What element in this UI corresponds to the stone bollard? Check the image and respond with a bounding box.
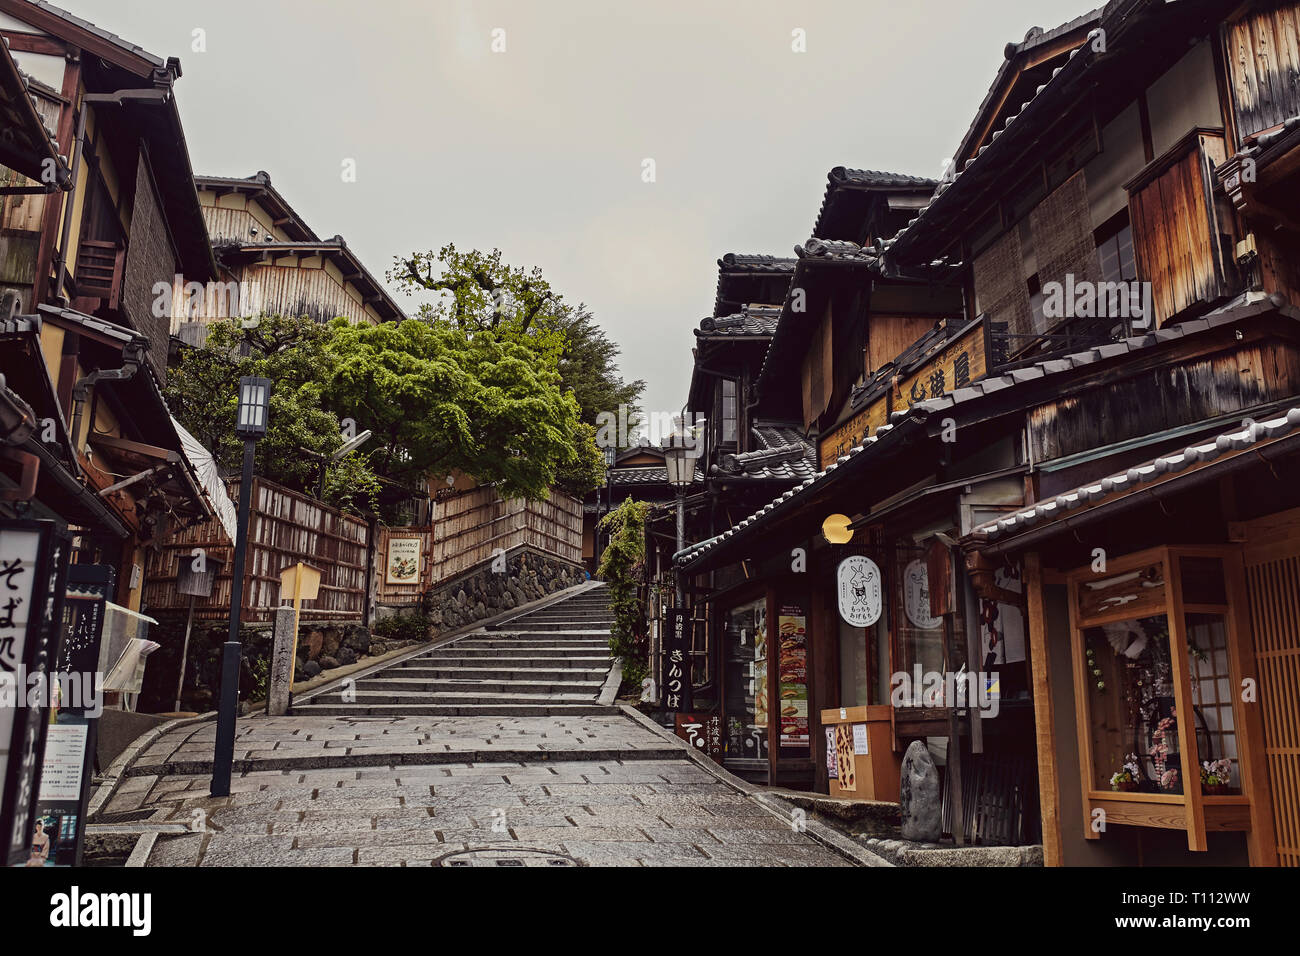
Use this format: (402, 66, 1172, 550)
(899, 740, 942, 842)
(267, 606, 297, 717)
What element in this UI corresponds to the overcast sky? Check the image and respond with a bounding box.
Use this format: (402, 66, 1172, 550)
(81, 0, 1091, 421)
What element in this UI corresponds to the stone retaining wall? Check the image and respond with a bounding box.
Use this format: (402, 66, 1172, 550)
(423, 546, 586, 632)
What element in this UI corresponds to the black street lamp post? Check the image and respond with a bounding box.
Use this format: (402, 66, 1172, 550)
(662, 433, 698, 605)
(211, 376, 271, 797)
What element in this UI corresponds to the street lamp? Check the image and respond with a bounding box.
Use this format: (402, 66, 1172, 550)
(211, 376, 271, 797)
(662, 432, 698, 604)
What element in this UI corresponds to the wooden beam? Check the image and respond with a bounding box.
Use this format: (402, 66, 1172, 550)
(1025, 552, 1064, 866)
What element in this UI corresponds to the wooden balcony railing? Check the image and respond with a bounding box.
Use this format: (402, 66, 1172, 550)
(74, 239, 124, 310)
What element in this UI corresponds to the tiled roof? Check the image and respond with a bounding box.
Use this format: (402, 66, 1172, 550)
(811, 167, 938, 241)
(713, 423, 817, 482)
(949, 10, 1104, 177)
(696, 307, 780, 338)
(606, 466, 703, 487)
(27, 1, 167, 69)
(884, 2, 1147, 262)
(0, 39, 70, 187)
(968, 406, 1300, 545)
(713, 253, 796, 317)
(677, 294, 1296, 569)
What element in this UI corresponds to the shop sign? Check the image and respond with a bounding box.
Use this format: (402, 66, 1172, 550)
(32, 565, 113, 867)
(817, 319, 988, 469)
(662, 608, 693, 713)
(903, 559, 943, 630)
(836, 555, 882, 627)
(0, 519, 71, 867)
(675, 713, 723, 761)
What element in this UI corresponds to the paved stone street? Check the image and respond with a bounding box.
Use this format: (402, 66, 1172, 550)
(95, 587, 857, 867)
(110, 714, 852, 867)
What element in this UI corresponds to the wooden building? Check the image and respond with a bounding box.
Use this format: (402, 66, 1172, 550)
(168, 171, 405, 339)
(0, 0, 217, 612)
(672, 0, 1300, 863)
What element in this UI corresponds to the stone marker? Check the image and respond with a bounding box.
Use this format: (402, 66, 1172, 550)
(899, 740, 941, 842)
(267, 606, 297, 717)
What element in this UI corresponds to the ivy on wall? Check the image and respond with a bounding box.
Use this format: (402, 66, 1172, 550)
(598, 498, 651, 690)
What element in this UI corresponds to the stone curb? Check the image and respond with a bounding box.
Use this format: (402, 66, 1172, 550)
(86, 712, 216, 823)
(294, 580, 606, 706)
(597, 658, 623, 706)
(615, 704, 892, 868)
(124, 832, 158, 868)
(126, 745, 688, 778)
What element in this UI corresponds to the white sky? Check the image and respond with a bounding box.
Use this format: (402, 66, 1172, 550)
(77, 0, 1093, 420)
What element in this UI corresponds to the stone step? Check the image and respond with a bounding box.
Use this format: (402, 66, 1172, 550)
(395, 654, 612, 669)
(290, 702, 621, 717)
(354, 676, 607, 694)
(418, 645, 608, 659)
(451, 636, 609, 648)
(487, 620, 613, 632)
(385, 665, 611, 681)
(313, 689, 607, 705)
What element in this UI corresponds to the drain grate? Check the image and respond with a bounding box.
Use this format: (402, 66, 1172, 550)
(435, 847, 581, 868)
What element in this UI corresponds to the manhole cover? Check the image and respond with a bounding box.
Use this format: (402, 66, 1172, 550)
(435, 847, 581, 868)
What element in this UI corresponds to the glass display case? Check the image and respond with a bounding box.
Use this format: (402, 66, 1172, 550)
(723, 596, 768, 766)
(1068, 546, 1260, 851)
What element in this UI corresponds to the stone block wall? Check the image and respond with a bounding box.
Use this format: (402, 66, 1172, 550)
(422, 546, 586, 632)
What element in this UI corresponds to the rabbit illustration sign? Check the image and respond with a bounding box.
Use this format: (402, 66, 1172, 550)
(836, 555, 882, 628)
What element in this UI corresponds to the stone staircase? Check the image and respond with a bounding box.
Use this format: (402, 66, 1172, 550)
(292, 584, 619, 717)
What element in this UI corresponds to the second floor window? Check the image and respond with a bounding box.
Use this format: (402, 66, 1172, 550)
(1097, 220, 1137, 284)
(720, 378, 738, 444)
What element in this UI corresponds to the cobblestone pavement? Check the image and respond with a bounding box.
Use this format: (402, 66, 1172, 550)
(113, 715, 853, 867)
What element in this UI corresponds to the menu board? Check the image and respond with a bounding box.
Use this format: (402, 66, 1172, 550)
(777, 605, 808, 750)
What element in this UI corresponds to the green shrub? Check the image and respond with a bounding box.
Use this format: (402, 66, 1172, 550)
(373, 613, 431, 643)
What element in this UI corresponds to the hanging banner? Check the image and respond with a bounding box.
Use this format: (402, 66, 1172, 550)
(836, 555, 882, 627)
(0, 519, 71, 868)
(661, 608, 693, 713)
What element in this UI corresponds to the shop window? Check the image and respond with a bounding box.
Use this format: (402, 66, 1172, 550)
(838, 616, 869, 708)
(1068, 547, 1262, 852)
(892, 544, 966, 705)
(1187, 613, 1237, 792)
(1081, 612, 1182, 794)
(723, 597, 768, 762)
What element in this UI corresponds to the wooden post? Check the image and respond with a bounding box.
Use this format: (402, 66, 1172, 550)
(1165, 551, 1207, 851)
(288, 561, 304, 688)
(1024, 552, 1064, 867)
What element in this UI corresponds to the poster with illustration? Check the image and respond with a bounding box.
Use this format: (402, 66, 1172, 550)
(777, 605, 808, 749)
(386, 537, 421, 585)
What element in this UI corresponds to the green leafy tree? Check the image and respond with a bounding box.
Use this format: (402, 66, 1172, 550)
(323, 318, 599, 499)
(598, 497, 651, 690)
(165, 315, 379, 511)
(391, 245, 644, 431)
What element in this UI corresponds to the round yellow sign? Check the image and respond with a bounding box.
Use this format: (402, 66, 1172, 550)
(822, 513, 854, 544)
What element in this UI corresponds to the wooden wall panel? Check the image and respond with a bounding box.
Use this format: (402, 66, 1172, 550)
(1128, 134, 1227, 326)
(1225, 4, 1300, 141)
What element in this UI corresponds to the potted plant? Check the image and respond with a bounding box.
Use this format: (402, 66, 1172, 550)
(1110, 753, 1141, 792)
(1201, 758, 1232, 795)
